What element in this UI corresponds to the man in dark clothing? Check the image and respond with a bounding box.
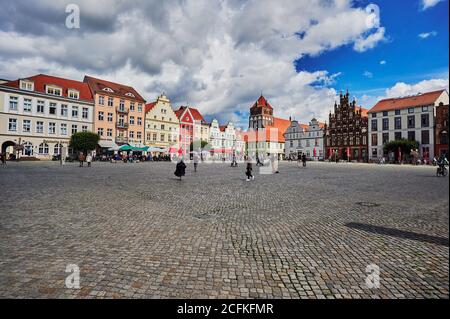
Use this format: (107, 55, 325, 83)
(174, 159, 187, 180)
(302, 154, 307, 167)
(246, 161, 254, 182)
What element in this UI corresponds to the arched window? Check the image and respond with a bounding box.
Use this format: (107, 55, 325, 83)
(22, 142, 33, 156)
(38, 143, 49, 155)
(440, 131, 448, 145)
(54, 143, 62, 155)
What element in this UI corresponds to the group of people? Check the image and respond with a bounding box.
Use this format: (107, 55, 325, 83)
(174, 153, 304, 182)
(78, 152, 93, 167)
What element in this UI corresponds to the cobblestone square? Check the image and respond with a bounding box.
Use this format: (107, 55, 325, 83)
(0, 161, 448, 299)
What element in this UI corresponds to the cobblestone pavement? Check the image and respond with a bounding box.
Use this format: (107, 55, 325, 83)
(0, 161, 448, 299)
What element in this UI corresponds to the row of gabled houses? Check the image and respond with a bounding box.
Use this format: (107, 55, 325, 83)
(1, 73, 448, 162)
(246, 90, 449, 162)
(0, 74, 246, 160)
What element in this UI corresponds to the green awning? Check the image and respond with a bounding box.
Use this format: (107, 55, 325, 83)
(119, 145, 149, 152)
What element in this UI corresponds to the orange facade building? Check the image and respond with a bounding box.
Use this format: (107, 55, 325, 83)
(84, 76, 146, 147)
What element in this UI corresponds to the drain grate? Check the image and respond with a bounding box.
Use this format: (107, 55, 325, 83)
(356, 202, 381, 207)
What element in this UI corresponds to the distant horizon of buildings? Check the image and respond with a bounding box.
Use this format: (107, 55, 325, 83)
(0, 72, 448, 162)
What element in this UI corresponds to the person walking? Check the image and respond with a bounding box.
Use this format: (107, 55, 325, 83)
(86, 153, 93, 167)
(302, 154, 307, 167)
(231, 154, 238, 167)
(1, 153, 6, 165)
(79, 152, 85, 167)
(246, 158, 254, 182)
(193, 153, 199, 172)
(174, 158, 187, 180)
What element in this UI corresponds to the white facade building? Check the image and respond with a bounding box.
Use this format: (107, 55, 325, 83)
(368, 90, 449, 161)
(284, 118, 325, 160)
(209, 119, 245, 159)
(0, 75, 94, 160)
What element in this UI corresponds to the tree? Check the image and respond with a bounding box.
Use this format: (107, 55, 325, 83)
(70, 132, 100, 155)
(190, 140, 209, 152)
(383, 139, 419, 155)
(383, 139, 419, 162)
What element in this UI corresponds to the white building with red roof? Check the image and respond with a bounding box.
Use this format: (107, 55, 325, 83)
(0, 74, 95, 160)
(368, 89, 449, 162)
(144, 94, 180, 152)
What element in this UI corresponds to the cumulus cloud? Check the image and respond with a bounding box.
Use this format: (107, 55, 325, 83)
(385, 78, 449, 97)
(0, 0, 387, 128)
(418, 31, 438, 39)
(421, 0, 445, 10)
(358, 78, 449, 109)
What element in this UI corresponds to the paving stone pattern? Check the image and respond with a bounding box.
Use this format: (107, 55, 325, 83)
(0, 161, 448, 299)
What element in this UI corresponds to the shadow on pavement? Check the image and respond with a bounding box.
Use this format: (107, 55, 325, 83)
(345, 222, 449, 247)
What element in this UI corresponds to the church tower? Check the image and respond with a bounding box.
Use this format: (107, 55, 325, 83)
(248, 95, 274, 129)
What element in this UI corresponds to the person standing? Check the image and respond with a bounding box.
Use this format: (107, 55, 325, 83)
(174, 158, 187, 180)
(1, 153, 6, 165)
(86, 153, 93, 167)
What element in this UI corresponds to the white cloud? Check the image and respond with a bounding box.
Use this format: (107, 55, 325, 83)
(0, 0, 387, 127)
(380, 60, 386, 65)
(418, 31, 438, 39)
(363, 71, 373, 78)
(385, 78, 449, 98)
(421, 0, 444, 10)
(358, 78, 449, 109)
(353, 27, 386, 52)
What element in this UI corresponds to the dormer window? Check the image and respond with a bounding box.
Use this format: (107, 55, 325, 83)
(46, 86, 62, 96)
(20, 80, 34, 91)
(102, 87, 114, 93)
(68, 89, 79, 99)
(125, 93, 135, 97)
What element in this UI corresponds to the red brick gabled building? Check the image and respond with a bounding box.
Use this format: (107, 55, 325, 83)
(324, 91, 369, 162)
(435, 103, 449, 158)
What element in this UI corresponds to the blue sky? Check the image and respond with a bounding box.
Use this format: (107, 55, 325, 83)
(296, 0, 449, 107)
(0, 0, 448, 127)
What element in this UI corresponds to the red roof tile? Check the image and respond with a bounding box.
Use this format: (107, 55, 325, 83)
(176, 106, 205, 122)
(251, 95, 273, 110)
(84, 75, 146, 102)
(189, 107, 205, 122)
(369, 90, 447, 113)
(174, 106, 186, 119)
(145, 102, 157, 114)
(244, 117, 291, 143)
(2, 74, 94, 102)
